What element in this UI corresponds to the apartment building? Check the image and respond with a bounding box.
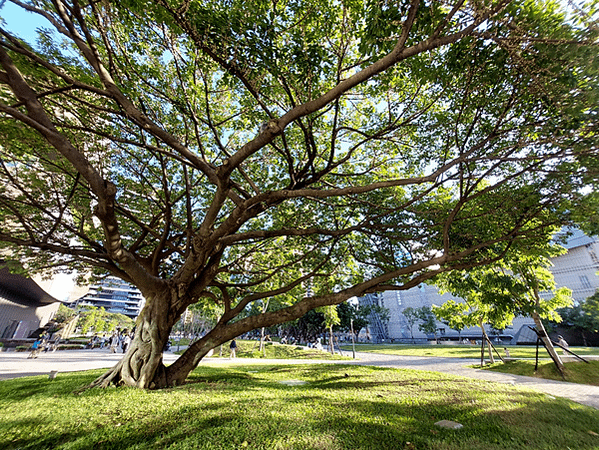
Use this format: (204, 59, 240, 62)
(69, 276, 145, 319)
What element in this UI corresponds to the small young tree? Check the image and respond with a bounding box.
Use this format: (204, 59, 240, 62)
(434, 241, 573, 369)
(75, 306, 135, 336)
(320, 305, 340, 354)
(336, 300, 389, 342)
(417, 306, 438, 340)
(433, 301, 468, 342)
(581, 292, 599, 334)
(402, 307, 420, 343)
(54, 303, 76, 324)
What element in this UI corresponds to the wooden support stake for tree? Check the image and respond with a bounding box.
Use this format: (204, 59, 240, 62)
(528, 326, 565, 379)
(488, 338, 505, 363)
(535, 337, 540, 372)
(552, 341, 589, 363)
(480, 334, 485, 367)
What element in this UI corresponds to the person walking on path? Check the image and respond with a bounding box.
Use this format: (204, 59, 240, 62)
(109, 332, 119, 353)
(229, 339, 237, 359)
(122, 332, 131, 353)
(557, 335, 569, 354)
(27, 339, 42, 359)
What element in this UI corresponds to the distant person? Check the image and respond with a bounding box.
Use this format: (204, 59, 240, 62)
(28, 339, 42, 359)
(504, 348, 510, 358)
(122, 333, 132, 353)
(109, 333, 119, 353)
(315, 338, 323, 351)
(556, 335, 569, 354)
(229, 339, 237, 359)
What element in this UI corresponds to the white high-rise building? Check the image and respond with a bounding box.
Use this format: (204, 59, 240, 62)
(69, 276, 145, 319)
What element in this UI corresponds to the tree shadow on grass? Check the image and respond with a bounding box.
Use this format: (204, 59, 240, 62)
(0, 370, 103, 402)
(1, 365, 598, 449)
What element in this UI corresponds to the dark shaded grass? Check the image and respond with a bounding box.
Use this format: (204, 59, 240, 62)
(1, 365, 598, 449)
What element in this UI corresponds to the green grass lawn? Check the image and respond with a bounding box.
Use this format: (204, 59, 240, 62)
(1, 364, 598, 450)
(341, 343, 599, 359)
(183, 340, 348, 360)
(481, 360, 599, 385)
(341, 343, 599, 385)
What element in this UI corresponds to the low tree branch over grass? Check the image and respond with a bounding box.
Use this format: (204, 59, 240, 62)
(0, 0, 598, 388)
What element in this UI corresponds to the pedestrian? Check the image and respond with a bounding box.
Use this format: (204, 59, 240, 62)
(110, 332, 119, 353)
(557, 335, 569, 354)
(28, 339, 42, 359)
(229, 339, 237, 359)
(122, 333, 131, 353)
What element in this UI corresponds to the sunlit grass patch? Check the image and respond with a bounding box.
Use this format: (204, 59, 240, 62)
(1, 364, 598, 449)
(481, 359, 599, 385)
(342, 344, 599, 360)
(207, 340, 349, 360)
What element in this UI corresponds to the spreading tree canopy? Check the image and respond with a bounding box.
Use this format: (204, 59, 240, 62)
(0, 0, 598, 388)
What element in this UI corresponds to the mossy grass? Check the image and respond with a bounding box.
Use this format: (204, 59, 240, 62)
(1, 364, 598, 449)
(342, 344, 599, 359)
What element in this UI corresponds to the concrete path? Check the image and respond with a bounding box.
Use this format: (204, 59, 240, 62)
(1, 348, 597, 410)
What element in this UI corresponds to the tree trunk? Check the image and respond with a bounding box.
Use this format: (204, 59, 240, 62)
(328, 325, 335, 354)
(86, 290, 175, 390)
(85, 286, 357, 390)
(532, 311, 565, 374)
(259, 327, 266, 352)
(478, 318, 494, 364)
(258, 299, 270, 352)
(529, 280, 565, 375)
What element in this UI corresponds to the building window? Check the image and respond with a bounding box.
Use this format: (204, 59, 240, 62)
(580, 275, 592, 289)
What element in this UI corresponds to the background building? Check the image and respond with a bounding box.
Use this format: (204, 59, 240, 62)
(359, 230, 599, 344)
(68, 276, 145, 319)
(0, 264, 61, 339)
(549, 228, 599, 305)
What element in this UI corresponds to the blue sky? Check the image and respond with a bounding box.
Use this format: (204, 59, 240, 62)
(0, 2, 75, 299)
(0, 1, 51, 44)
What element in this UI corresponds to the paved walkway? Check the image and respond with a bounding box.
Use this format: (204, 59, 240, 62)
(1, 348, 597, 410)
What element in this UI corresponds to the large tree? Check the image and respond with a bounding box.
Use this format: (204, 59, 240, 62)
(0, 0, 597, 388)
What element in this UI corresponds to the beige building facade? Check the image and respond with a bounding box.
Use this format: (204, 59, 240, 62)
(360, 229, 599, 344)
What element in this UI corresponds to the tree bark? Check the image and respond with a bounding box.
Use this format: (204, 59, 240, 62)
(478, 318, 495, 364)
(258, 299, 270, 352)
(531, 311, 565, 375)
(86, 289, 176, 389)
(530, 281, 565, 375)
